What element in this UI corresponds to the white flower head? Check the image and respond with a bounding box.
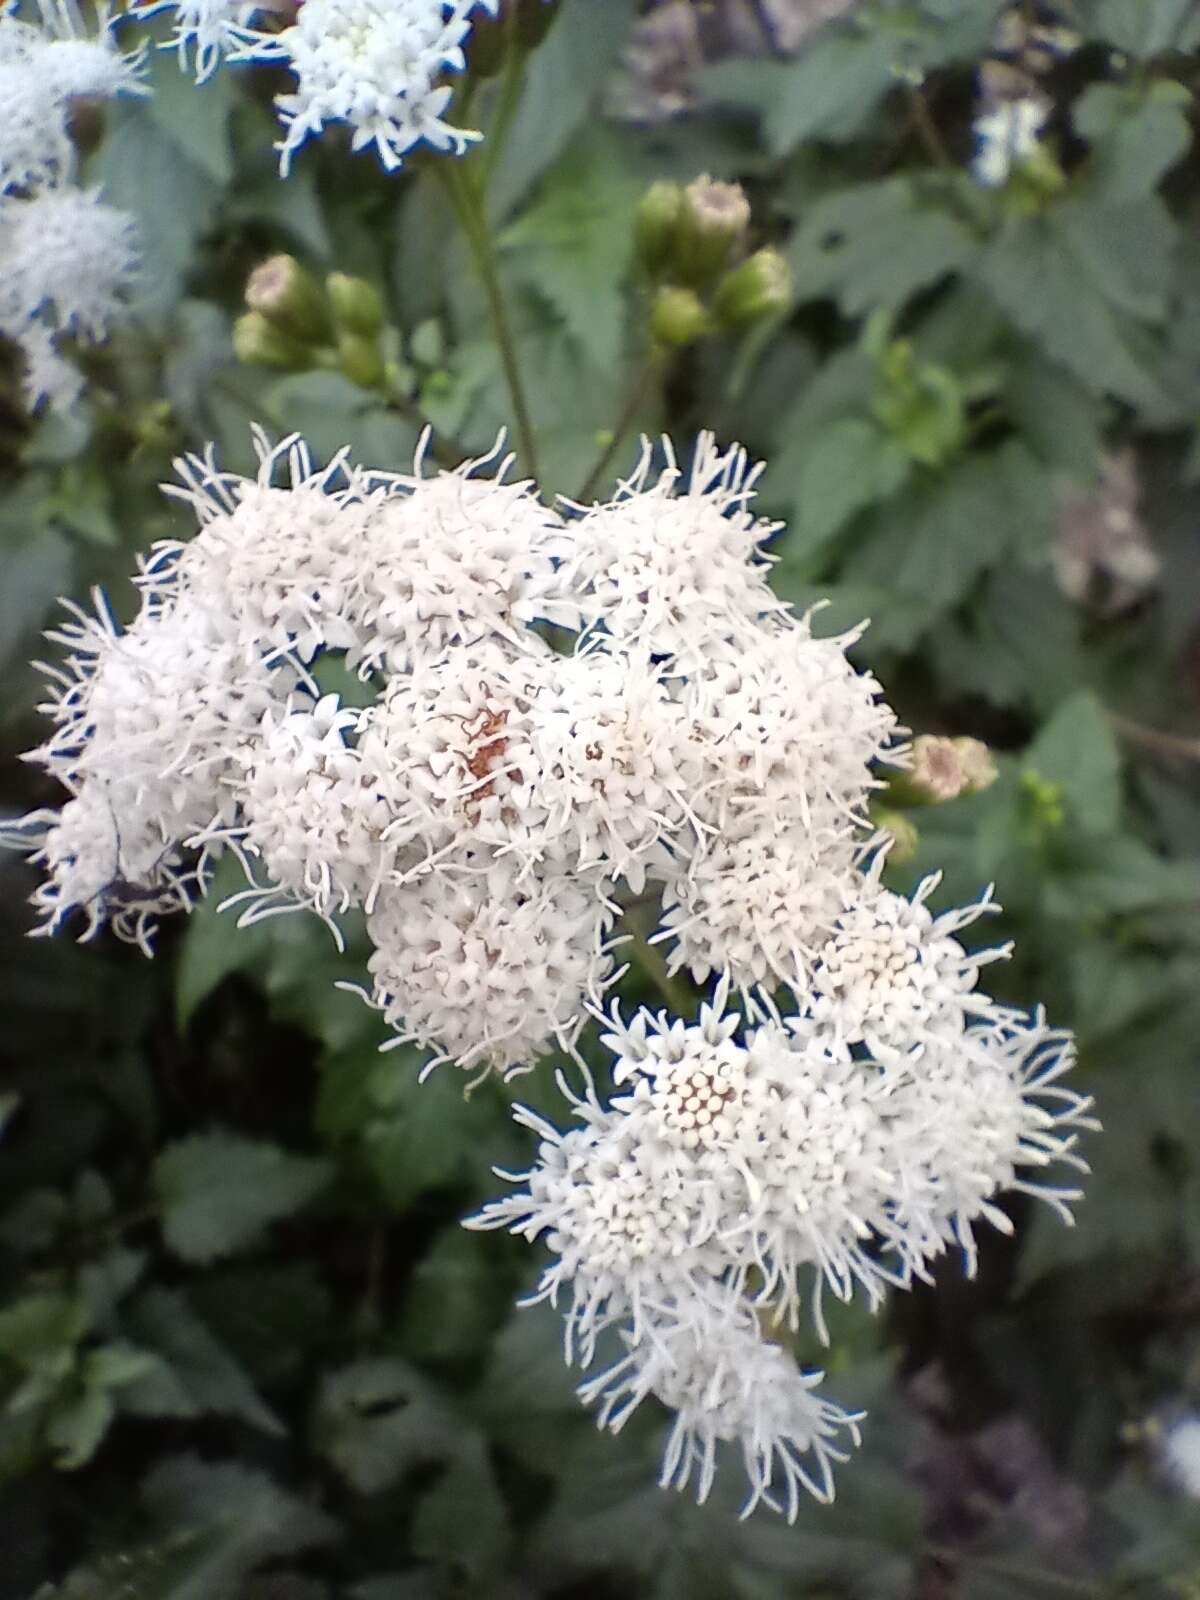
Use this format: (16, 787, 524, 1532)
(0, 186, 139, 341)
(156, 428, 381, 662)
(20, 782, 201, 954)
(653, 826, 861, 993)
(222, 691, 404, 926)
(15, 588, 294, 946)
(361, 848, 617, 1080)
(807, 863, 1011, 1056)
(248, 0, 486, 176)
(578, 1292, 864, 1520)
(357, 433, 578, 674)
(0, 1, 145, 194)
(560, 432, 790, 674)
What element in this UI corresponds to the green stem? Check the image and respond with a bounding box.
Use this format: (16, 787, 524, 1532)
(575, 352, 665, 504)
(622, 899, 694, 1016)
(482, 5, 528, 191)
(438, 162, 540, 480)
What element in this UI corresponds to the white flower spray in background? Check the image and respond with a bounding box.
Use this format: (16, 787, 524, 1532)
(2, 424, 1097, 1519)
(0, 0, 144, 414)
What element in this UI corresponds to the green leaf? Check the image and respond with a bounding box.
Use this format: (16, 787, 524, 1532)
(153, 1131, 333, 1265)
(1025, 691, 1122, 836)
(45, 1383, 115, 1470)
(141, 1455, 340, 1598)
(0, 1294, 90, 1375)
(398, 1227, 512, 1365)
(121, 1288, 284, 1435)
(89, 105, 222, 321)
(1094, 0, 1200, 56)
(144, 42, 236, 184)
(487, 0, 638, 221)
(973, 211, 1169, 411)
(1074, 82, 1193, 204)
(262, 372, 419, 473)
(704, 31, 899, 156)
(500, 129, 640, 372)
(319, 1041, 497, 1212)
(838, 440, 1053, 649)
(775, 416, 911, 568)
(410, 1437, 513, 1581)
(787, 179, 977, 314)
(314, 1359, 457, 1495)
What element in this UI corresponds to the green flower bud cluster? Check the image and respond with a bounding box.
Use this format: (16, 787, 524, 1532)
(233, 256, 392, 394)
(635, 176, 791, 349)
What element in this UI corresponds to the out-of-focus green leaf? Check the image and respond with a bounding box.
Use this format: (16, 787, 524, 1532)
(1025, 691, 1122, 836)
(314, 1359, 457, 1496)
(703, 30, 898, 156)
(487, 0, 638, 221)
(1074, 81, 1194, 204)
(787, 179, 978, 313)
(1094, 0, 1200, 56)
(973, 207, 1171, 411)
(500, 129, 639, 372)
(152, 1131, 333, 1264)
(773, 415, 911, 570)
(140, 1455, 340, 1598)
(121, 1287, 284, 1435)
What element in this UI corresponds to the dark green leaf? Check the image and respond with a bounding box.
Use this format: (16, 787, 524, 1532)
(153, 1131, 333, 1264)
(1025, 691, 1122, 836)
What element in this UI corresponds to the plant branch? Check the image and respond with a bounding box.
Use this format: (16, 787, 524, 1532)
(575, 352, 665, 504)
(1108, 710, 1200, 763)
(438, 161, 540, 480)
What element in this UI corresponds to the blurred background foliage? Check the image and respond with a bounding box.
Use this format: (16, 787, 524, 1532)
(2, 0, 1200, 1595)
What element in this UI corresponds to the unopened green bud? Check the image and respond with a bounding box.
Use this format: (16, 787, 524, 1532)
(873, 807, 919, 865)
(233, 311, 311, 371)
(675, 174, 751, 287)
(327, 272, 386, 338)
(712, 247, 792, 329)
(244, 254, 331, 343)
(650, 284, 710, 349)
(636, 181, 684, 277)
(337, 331, 385, 390)
(953, 737, 997, 796)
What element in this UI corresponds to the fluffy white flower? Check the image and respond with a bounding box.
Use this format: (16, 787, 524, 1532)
(20, 786, 199, 953)
(361, 847, 616, 1079)
(560, 432, 791, 674)
(880, 1010, 1096, 1275)
(0, 186, 138, 341)
(684, 619, 901, 839)
(12, 316, 83, 414)
(806, 862, 1011, 1056)
(973, 96, 1048, 187)
(155, 429, 381, 661)
(133, 0, 266, 82)
(0, 2, 145, 193)
(653, 827, 861, 992)
(16, 589, 292, 946)
(222, 691, 404, 925)
(578, 1293, 864, 1519)
(357, 436, 578, 674)
(245, 0, 485, 176)
(376, 637, 701, 888)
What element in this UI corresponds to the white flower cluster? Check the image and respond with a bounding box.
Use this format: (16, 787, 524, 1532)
(6, 424, 1094, 1517)
(0, 0, 143, 413)
(972, 95, 1048, 187)
(137, 0, 501, 175)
